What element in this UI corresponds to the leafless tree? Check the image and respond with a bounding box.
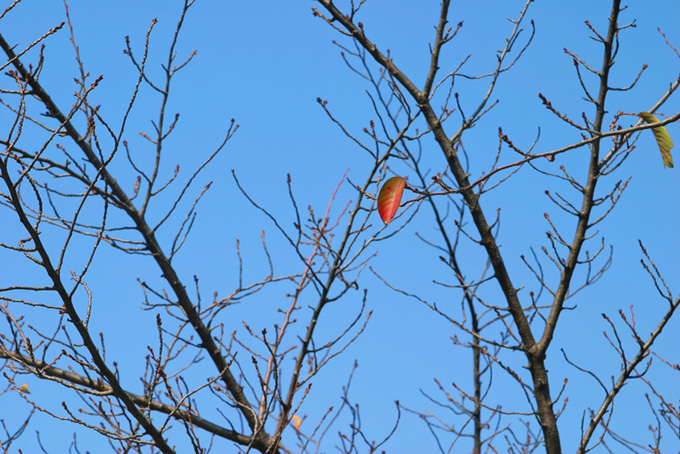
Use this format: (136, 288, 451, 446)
(1, 1, 679, 453)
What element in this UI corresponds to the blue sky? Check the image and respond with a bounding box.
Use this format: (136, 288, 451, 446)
(1, 1, 679, 453)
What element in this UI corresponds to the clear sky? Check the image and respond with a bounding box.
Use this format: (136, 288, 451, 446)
(1, 1, 679, 453)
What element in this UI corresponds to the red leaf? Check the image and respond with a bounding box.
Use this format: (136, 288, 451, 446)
(377, 176, 407, 224)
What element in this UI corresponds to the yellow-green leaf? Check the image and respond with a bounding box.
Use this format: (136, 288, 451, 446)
(639, 112, 674, 168)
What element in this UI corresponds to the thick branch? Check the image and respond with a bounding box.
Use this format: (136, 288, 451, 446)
(0, 126, 175, 453)
(314, 2, 573, 452)
(535, 0, 622, 358)
(0, 31, 274, 452)
(0, 349, 255, 446)
(577, 295, 680, 453)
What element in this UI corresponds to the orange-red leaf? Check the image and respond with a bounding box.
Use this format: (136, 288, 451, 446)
(377, 176, 407, 224)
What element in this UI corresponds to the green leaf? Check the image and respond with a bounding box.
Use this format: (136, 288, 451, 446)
(377, 176, 407, 225)
(639, 112, 674, 168)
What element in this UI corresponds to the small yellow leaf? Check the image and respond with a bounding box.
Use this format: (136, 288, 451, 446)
(292, 415, 302, 431)
(19, 383, 30, 394)
(639, 112, 674, 168)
